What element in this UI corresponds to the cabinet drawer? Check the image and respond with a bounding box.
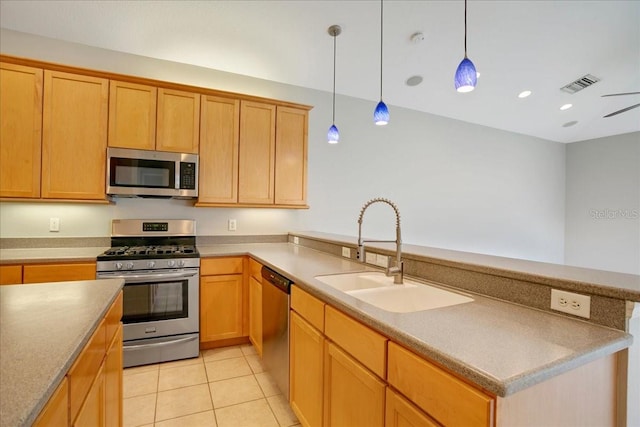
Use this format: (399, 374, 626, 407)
(324, 305, 387, 378)
(385, 387, 439, 427)
(0, 265, 22, 285)
(68, 318, 107, 422)
(291, 286, 325, 332)
(387, 342, 495, 427)
(23, 262, 96, 284)
(33, 377, 69, 427)
(201, 257, 243, 275)
(249, 258, 262, 280)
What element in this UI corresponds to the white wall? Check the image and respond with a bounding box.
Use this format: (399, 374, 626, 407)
(0, 29, 566, 264)
(565, 132, 640, 274)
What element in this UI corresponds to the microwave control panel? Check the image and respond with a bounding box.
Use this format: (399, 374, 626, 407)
(180, 163, 197, 189)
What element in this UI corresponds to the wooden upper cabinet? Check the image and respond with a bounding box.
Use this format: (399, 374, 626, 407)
(0, 62, 43, 198)
(156, 88, 200, 154)
(42, 70, 108, 200)
(238, 101, 276, 204)
(275, 106, 308, 206)
(199, 96, 240, 204)
(108, 80, 157, 150)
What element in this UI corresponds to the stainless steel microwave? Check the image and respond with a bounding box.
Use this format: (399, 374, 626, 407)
(106, 147, 198, 198)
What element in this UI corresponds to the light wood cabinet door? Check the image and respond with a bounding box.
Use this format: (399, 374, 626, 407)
(238, 101, 276, 204)
(275, 106, 308, 206)
(385, 388, 439, 427)
(42, 70, 108, 200)
(108, 80, 156, 150)
(73, 363, 105, 427)
(249, 275, 262, 356)
(200, 274, 244, 342)
(23, 262, 97, 284)
(290, 311, 324, 427)
(387, 342, 494, 427)
(156, 88, 200, 154)
(324, 341, 385, 427)
(0, 265, 22, 285)
(104, 324, 123, 427)
(33, 377, 69, 427)
(199, 95, 240, 203)
(0, 62, 43, 198)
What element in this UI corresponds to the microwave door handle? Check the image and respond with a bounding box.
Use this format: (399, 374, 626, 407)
(102, 271, 198, 283)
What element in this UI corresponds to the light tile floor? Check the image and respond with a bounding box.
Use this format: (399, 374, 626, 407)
(123, 344, 300, 427)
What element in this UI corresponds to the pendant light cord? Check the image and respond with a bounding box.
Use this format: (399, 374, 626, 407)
(332, 32, 336, 123)
(464, 0, 468, 58)
(379, 0, 384, 99)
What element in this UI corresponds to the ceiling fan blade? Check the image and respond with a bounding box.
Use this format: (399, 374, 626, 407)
(603, 103, 640, 118)
(601, 92, 640, 97)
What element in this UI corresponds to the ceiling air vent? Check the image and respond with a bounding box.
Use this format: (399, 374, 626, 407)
(560, 74, 601, 94)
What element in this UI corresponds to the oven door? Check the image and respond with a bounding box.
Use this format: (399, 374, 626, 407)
(105, 268, 199, 342)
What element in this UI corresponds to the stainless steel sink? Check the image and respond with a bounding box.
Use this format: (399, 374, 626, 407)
(314, 272, 473, 313)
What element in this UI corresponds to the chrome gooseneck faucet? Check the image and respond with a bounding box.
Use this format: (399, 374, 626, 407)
(357, 198, 403, 284)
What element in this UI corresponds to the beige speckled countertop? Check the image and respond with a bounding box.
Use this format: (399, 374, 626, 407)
(0, 239, 633, 400)
(198, 243, 632, 397)
(0, 247, 108, 264)
(0, 279, 124, 427)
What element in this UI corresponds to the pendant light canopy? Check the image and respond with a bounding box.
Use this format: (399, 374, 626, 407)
(328, 25, 341, 144)
(454, 0, 477, 93)
(374, 0, 389, 125)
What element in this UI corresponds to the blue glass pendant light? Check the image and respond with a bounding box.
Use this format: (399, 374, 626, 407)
(454, 0, 477, 93)
(374, 0, 389, 125)
(327, 25, 341, 144)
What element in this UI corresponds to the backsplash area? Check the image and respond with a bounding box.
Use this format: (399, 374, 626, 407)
(289, 233, 632, 331)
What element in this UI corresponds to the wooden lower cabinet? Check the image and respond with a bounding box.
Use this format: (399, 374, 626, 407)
(23, 262, 96, 284)
(324, 341, 386, 427)
(73, 363, 106, 427)
(249, 275, 263, 355)
(200, 274, 244, 343)
(104, 324, 123, 427)
(290, 311, 324, 427)
(33, 377, 69, 427)
(35, 291, 122, 427)
(0, 264, 22, 284)
(388, 342, 494, 427)
(385, 388, 439, 427)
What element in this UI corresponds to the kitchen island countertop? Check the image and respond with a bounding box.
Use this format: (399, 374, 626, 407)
(198, 242, 632, 397)
(0, 279, 124, 427)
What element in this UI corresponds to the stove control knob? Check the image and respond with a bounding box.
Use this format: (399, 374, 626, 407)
(167, 260, 176, 268)
(147, 261, 156, 269)
(126, 262, 135, 270)
(177, 259, 185, 268)
(115, 262, 123, 270)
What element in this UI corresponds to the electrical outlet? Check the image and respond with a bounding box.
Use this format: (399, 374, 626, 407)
(228, 219, 237, 231)
(365, 252, 377, 265)
(293, 236, 299, 245)
(375, 253, 389, 268)
(341, 247, 351, 258)
(49, 218, 60, 232)
(551, 289, 591, 319)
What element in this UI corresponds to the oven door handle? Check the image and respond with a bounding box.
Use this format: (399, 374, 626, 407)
(123, 335, 198, 351)
(105, 271, 198, 283)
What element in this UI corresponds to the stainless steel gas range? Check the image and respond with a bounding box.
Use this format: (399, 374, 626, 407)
(96, 219, 200, 368)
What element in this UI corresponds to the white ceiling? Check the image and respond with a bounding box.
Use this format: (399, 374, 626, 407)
(1, 0, 639, 143)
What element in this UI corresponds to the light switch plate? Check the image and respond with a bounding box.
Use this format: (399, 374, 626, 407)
(365, 252, 377, 264)
(49, 218, 60, 232)
(375, 254, 389, 268)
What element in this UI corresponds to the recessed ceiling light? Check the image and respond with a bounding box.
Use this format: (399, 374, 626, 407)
(560, 103, 573, 111)
(406, 75, 423, 87)
(518, 90, 532, 98)
(562, 121, 578, 127)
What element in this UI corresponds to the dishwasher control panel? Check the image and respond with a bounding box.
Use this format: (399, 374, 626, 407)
(261, 266, 292, 293)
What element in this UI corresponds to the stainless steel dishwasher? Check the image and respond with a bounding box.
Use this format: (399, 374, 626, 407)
(261, 266, 292, 399)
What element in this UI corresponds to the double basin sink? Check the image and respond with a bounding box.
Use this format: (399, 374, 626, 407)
(314, 272, 473, 313)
